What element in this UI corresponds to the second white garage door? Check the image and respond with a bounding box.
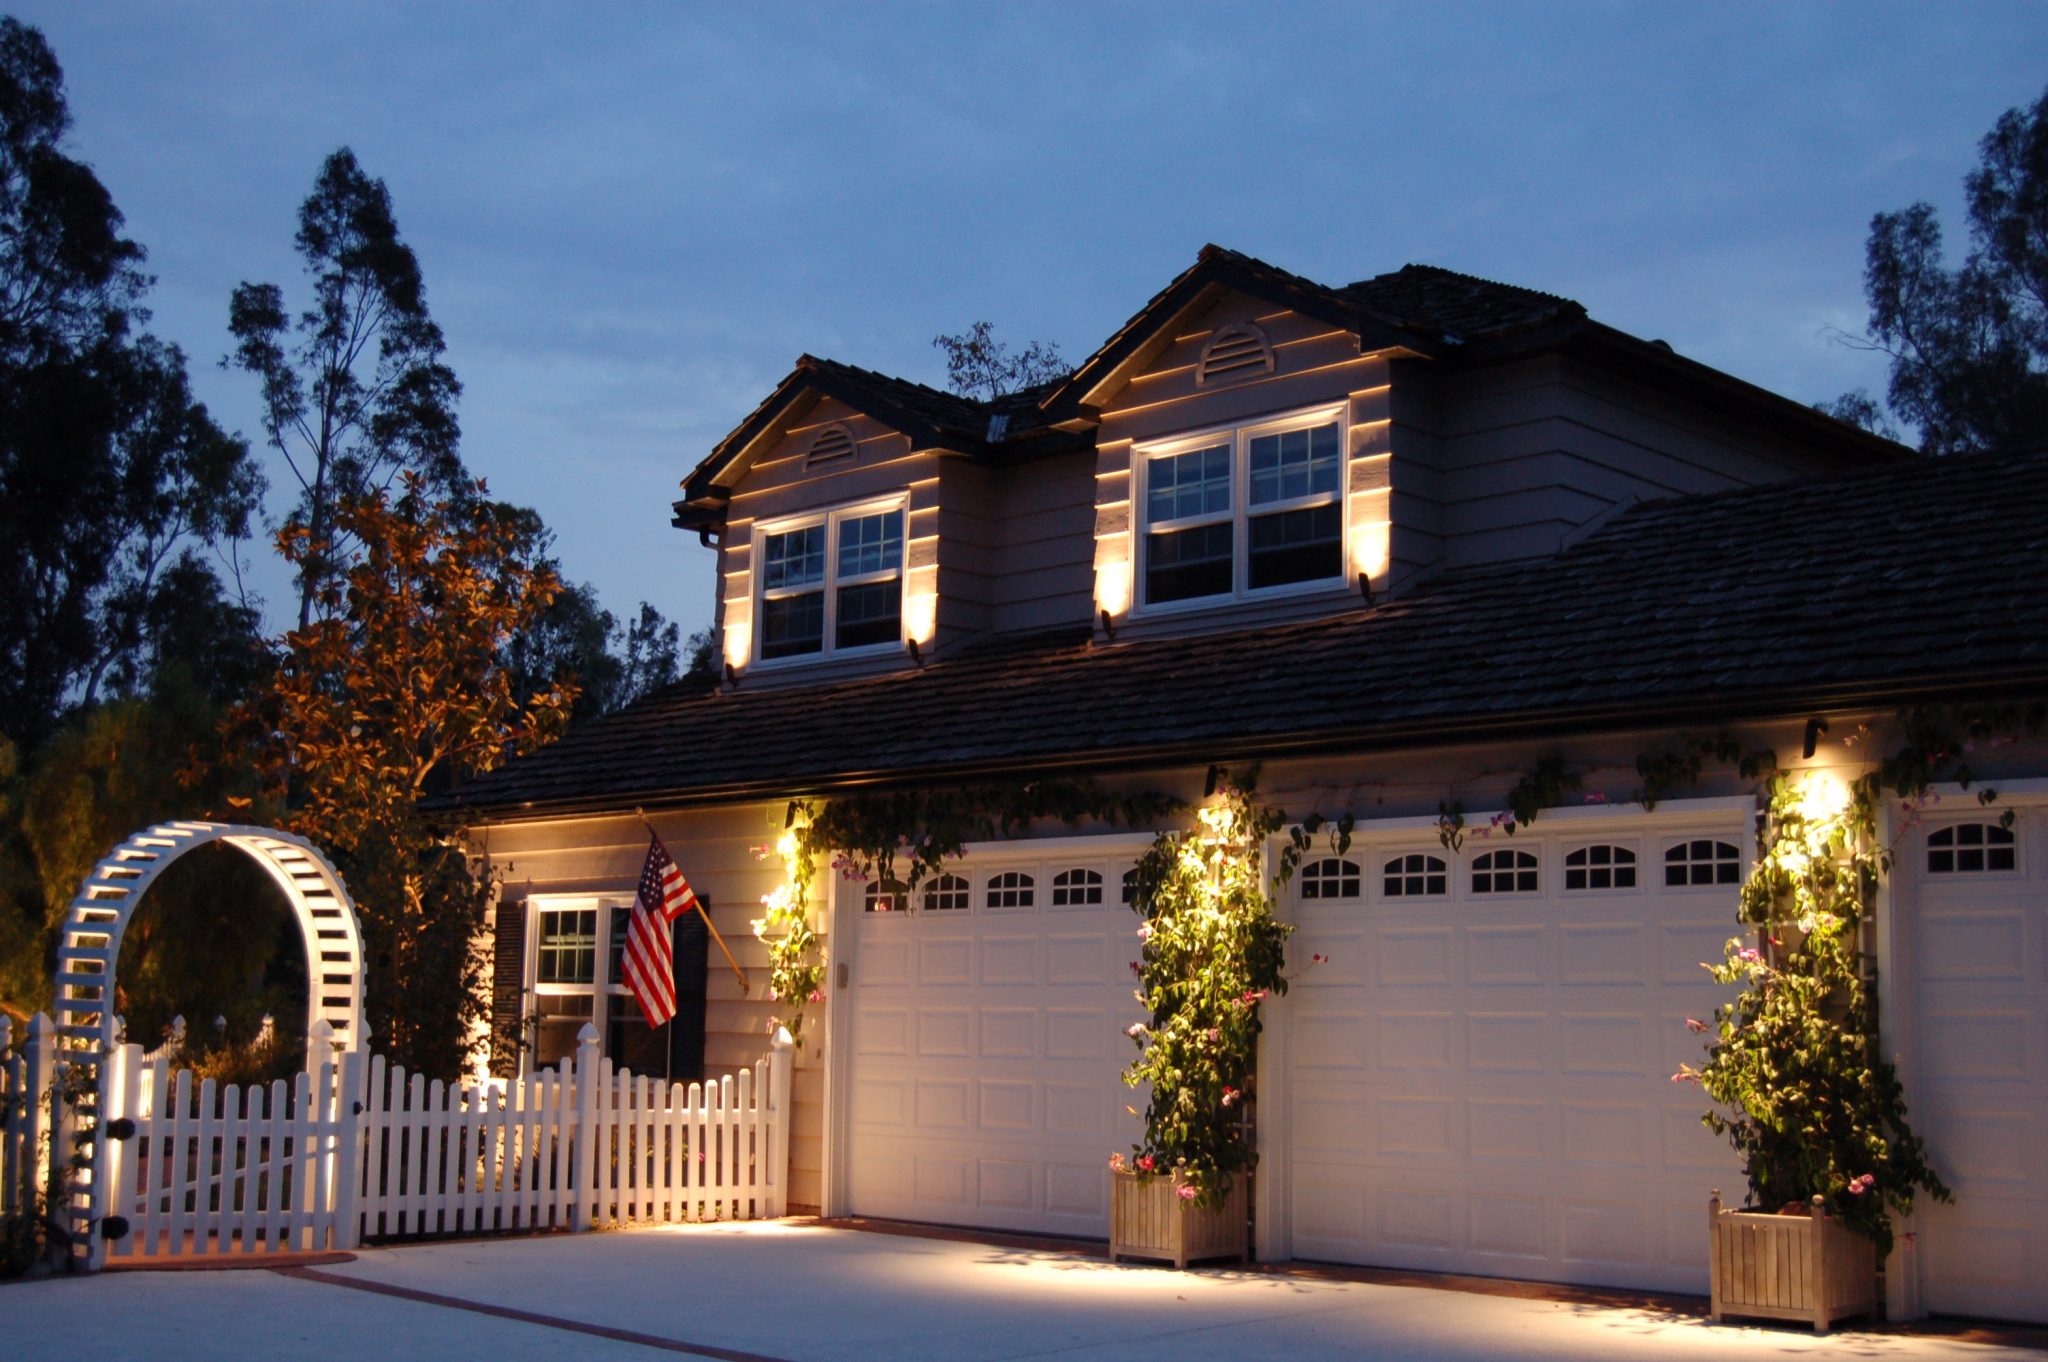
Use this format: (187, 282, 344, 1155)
(838, 838, 1147, 1237)
(1278, 806, 1746, 1292)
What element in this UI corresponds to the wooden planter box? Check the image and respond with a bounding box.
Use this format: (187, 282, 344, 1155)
(1109, 1169, 1247, 1269)
(1707, 1192, 1877, 1333)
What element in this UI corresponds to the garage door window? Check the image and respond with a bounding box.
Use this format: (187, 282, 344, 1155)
(1383, 853, 1446, 897)
(923, 873, 971, 911)
(1051, 868, 1104, 906)
(1300, 857, 1362, 900)
(1926, 822, 2016, 874)
(987, 871, 1035, 909)
(1471, 848, 1538, 894)
(863, 879, 908, 913)
(1564, 844, 1637, 891)
(1664, 839, 1740, 886)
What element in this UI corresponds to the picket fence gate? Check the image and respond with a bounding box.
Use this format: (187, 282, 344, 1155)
(1, 1016, 793, 1269)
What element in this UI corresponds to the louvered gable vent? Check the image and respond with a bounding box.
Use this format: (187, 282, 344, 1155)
(1197, 323, 1275, 386)
(807, 423, 857, 466)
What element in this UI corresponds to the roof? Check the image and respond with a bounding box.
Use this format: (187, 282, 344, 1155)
(452, 445, 2048, 821)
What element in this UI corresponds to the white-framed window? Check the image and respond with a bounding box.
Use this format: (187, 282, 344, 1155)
(1564, 843, 1638, 891)
(1300, 857, 1362, 900)
(1382, 852, 1447, 898)
(863, 879, 908, 913)
(1926, 822, 2018, 874)
(1664, 839, 1741, 887)
(986, 871, 1035, 910)
(1135, 406, 1346, 610)
(922, 874, 971, 911)
(1051, 867, 1105, 907)
(529, 896, 639, 1069)
(1471, 848, 1539, 895)
(754, 495, 907, 663)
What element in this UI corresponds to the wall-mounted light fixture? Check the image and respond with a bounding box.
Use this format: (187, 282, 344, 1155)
(724, 661, 740, 688)
(1098, 607, 1117, 642)
(907, 637, 924, 667)
(1357, 571, 1376, 606)
(1802, 717, 1829, 760)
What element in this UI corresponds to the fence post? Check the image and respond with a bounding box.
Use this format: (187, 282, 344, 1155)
(22, 1014, 55, 1250)
(766, 1026, 793, 1218)
(572, 1023, 600, 1232)
(331, 1046, 366, 1250)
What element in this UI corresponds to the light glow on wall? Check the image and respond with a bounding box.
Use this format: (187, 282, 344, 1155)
(1351, 519, 1390, 582)
(1096, 559, 1133, 618)
(724, 617, 752, 671)
(1794, 770, 1852, 826)
(904, 588, 937, 645)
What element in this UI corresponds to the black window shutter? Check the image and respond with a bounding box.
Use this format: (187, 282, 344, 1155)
(667, 903, 709, 1082)
(490, 901, 527, 1078)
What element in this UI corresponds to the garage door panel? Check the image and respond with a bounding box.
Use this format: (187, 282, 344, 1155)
(976, 934, 1036, 984)
(1287, 821, 1746, 1294)
(1045, 1161, 1106, 1218)
(1910, 813, 2046, 1323)
(1468, 925, 1546, 985)
(852, 1077, 910, 1126)
(978, 1081, 1037, 1132)
(915, 1079, 972, 1130)
(1467, 1012, 1547, 1073)
(854, 1006, 911, 1056)
(1044, 1082, 1103, 1135)
(915, 1006, 973, 1057)
(980, 1007, 1037, 1057)
(860, 936, 912, 984)
(1045, 1007, 1108, 1059)
(978, 1159, 1034, 1209)
(1046, 931, 1113, 983)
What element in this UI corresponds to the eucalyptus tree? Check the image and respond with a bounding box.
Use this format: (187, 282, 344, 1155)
(227, 148, 465, 630)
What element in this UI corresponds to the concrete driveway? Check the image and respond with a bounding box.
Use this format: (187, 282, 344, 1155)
(6, 1222, 2042, 1362)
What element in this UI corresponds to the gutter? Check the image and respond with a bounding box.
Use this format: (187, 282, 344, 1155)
(443, 669, 2048, 826)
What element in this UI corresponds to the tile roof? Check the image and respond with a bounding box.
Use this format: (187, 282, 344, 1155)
(450, 445, 2048, 819)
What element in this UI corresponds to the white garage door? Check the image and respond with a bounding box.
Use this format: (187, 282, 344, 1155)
(1908, 809, 2047, 1324)
(840, 841, 1145, 1237)
(1282, 812, 1744, 1292)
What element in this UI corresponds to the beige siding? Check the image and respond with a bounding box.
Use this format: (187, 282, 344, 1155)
(989, 448, 1096, 633)
(480, 804, 832, 1211)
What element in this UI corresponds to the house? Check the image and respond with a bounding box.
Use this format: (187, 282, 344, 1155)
(444, 246, 2048, 1323)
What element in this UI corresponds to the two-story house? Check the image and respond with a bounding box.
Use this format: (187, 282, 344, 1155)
(447, 246, 2048, 1323)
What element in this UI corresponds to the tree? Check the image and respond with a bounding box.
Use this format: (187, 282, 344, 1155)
(1834, 85, 2048, 455)
(931, 321, 1067, 401)
(227, 148, 464, 630)
(230, 474, 577, 1074)
(0, 19, 258, 749)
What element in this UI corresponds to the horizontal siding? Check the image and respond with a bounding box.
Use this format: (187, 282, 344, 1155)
(481, 805, 831, 1209)
(990, 448, 1095, 633)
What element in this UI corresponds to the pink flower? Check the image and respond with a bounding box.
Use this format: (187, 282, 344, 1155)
(1583, 790, 1608, 804)
(1135, 924, 1153, 941)
(1238, 989, 1269, 1005)
(697, 1150, 706, 1164)
(1108, 1152, 1126, 1172)
(1129, 960, 1143, 975)
(1176, 1184, 1197, 1201)
(1670, 1069, 1700, 1084)
(1221, 1087, 1239, 1108)
(1847, 1174, 1876, 1195)
(1309, 952, 1328, 965)
(1736, 947, 1762, 964)
(1125, 1022, 1147, 1038)
(1137, 1154, 1154, 1172)
(1204, 1028, 1221, 1044)
(1684, 1017, 1709, 1034)
(807, 989, 824, 1004)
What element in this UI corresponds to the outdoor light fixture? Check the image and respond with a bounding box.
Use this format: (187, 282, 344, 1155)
(1099, 607, 1118, 642)
(1203, 764, 1223, 797)
(1803, 716, 1829, 760)
(1357, 571, 1375, 606)
(907, 637, 924, 666)
(724, 661, 740, 688)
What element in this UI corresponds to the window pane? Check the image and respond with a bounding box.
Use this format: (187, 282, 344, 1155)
(836, 579, 902, 648)
(1247, 503, 1341, 589)
(761, 591, 824, 658)
(763, 525, 825, 589)
(1146, 444, 1232, 523)
(537, 908, 597, 984)
(837, 511, 903, 578)
(608, 910, 629, 986)
(1248, 423, 1339, 505)
(1146, 522, 1234, 603)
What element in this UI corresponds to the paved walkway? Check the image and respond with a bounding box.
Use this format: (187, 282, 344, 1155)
(6, 1222, 2042, 1362)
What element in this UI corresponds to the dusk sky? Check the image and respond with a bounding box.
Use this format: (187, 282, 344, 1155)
(15, 3, 2047, 639)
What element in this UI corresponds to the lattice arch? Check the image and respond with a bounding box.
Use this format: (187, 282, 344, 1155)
(54, 821, 368, 1070)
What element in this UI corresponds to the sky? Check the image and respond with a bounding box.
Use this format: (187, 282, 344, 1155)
(14, 2, 2047, 639)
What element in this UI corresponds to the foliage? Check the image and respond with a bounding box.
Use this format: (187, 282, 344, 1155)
(1834, 84, 2048, 454)
(753, 781, 1182, 1046)
(228, 474, 577, 1075)
(505, 579, 690, 722)
(1680, 772, 1949, 1253)
(931, 321, 1068, 401)
(227, 147, 465, 630)
(1117, 779, 1302, 1207)
(0, 19, 258, 748)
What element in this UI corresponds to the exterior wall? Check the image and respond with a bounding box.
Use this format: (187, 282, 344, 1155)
(1089, 289, 1389, 641)
(988, 447, 1097, 635)
(1395, 354, 1870, 576)
(482, 802, 832, 1211)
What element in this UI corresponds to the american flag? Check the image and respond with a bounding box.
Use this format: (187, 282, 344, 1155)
(622, 832, 697, 1027)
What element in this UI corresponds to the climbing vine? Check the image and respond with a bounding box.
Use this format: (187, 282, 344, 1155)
(1114, 774, 1330, 1208)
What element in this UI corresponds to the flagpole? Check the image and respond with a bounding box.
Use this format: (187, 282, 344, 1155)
(638, 808, 750, 995)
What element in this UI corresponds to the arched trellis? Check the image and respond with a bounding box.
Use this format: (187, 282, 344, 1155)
(53, 821, 368, 1067)
(52, 822, 368, 1260)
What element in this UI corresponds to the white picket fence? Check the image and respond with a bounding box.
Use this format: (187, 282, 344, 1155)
(2, 1014, 56, 1227)
(1, 1015, 793, 1268)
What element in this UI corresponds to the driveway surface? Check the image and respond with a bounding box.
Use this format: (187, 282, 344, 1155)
(5, 1221, 2042, 1362)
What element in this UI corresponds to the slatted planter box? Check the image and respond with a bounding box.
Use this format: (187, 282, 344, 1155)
(1109, 1170, 1247, 1269)
(1708, 1192, 1877, 1333)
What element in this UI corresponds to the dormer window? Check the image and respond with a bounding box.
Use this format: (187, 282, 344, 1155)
(1137, 407, 1346, 609)
(755, 497, 906, 662)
